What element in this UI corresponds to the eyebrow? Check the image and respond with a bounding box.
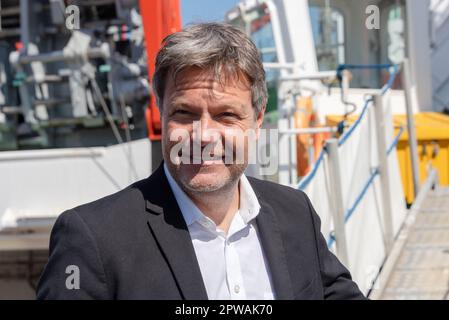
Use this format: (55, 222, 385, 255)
(171, 101, 244, 111)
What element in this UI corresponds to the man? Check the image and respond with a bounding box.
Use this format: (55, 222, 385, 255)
(37, 23, 365, 300)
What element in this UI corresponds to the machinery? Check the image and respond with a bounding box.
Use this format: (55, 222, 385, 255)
(0, 0, 180, 298)
(0, 0, 180, 150)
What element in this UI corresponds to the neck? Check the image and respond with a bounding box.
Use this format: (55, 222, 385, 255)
(186, 181, 240, 234)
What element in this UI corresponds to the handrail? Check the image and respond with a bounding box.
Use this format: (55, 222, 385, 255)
(294, 63, 403, 249)
(326, 125, 405, 246)
(297, 64, 400, 190)
(338, 64, 399, 147)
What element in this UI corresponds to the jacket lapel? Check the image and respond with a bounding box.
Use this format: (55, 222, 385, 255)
(140, 165, 304, 300)
(254, 192, 295, 299)
(142, 164, 208, 300)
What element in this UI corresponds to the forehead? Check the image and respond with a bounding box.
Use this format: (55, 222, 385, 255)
(163, 67, 252, 103)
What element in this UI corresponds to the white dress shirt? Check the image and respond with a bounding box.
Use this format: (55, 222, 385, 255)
(164, 165, 275, 300)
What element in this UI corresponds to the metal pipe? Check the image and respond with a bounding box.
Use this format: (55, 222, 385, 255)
(18, 46, 109, 65)
(373, 94, 394, 252)
(279, 127, 338, 135)
(264, 0, 288, 69)
(402, 58, 421, 200)
(278, 71, 337, 81)
(263, 62, 302, 70)
(326, 139, 349, 266)
(0, 148, 104, 162)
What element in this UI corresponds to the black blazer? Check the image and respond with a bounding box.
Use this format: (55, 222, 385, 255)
(36, 163, 365, 300)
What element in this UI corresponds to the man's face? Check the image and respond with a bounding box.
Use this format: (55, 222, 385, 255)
(161, 67, 265, 194)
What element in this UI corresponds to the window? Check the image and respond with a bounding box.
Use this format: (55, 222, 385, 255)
(386, 4, 406, 65)
(248, 5, 279, 83)
(227, 3, 279, 113)
(309, 5, 345, 71)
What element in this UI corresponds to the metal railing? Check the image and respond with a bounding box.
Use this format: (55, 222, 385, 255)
(297, 63, 403, 260)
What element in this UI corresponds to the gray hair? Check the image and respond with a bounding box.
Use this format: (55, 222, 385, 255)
(152, 23, 267, 115)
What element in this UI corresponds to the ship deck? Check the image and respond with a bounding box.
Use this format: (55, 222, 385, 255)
(371, 173, 449, 300)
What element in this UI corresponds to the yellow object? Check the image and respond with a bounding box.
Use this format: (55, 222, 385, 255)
(326, 112, 449, 204)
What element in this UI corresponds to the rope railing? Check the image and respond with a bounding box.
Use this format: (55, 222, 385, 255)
(298, 64, 399, 190)
(338, 64, 399, 147)
(326, 119, 405, 246)
(298, 64, 399, 191)
(295, 63, 402, 248)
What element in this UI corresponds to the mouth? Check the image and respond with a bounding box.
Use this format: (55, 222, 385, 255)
(175, 147, 231, 165)
(190, 155, 226, 165)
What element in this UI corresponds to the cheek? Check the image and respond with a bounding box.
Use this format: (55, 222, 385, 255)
(166, 122, 192, 138)
(222, 130, 249, 158)
(163, 123, 192, 154)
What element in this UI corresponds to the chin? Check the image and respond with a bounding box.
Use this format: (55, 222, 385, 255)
(179, 164, 232, 193)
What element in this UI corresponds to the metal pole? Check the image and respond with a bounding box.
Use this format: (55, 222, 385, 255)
(402, 58, 421, 199)
(342, 70, 350, 104)
(265, 0, 290, 186)
(373, 94, 394, 251)
(279, 127, 338, 135)
(18, 47, 109, 65)
(326, 139, 349, 266)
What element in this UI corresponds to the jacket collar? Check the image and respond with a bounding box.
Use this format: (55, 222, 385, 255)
(250, 182, 295, 300)
(142, 163, 209, 300)
(140, 163, 296, 300)
(163, 163, 261, 227)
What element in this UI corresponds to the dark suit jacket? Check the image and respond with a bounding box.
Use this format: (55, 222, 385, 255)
(36, 163, 365, 300)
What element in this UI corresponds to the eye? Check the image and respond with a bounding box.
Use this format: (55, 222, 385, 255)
(173, 109, 193, 116)
(218, 112, 238, 118)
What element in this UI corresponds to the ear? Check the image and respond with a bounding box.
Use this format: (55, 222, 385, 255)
(255, 106, 266, 138)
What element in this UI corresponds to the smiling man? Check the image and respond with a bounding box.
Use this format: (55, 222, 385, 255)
(37, 23, 365, 300)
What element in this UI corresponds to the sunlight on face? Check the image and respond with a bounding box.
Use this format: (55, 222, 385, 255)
(161, 67, 264, 194)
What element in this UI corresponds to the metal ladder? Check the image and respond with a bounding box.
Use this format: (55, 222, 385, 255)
(370, 170, 449, 299)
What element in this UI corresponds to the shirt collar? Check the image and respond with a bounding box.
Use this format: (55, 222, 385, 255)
(163, 164, 204, 226)
(163, 164, 261, 227)
(238, 173, 261, 224)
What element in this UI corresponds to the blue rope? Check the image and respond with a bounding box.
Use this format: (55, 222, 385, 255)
(338, 98, 373, 147)
(336, 64, 394, 82)
(336, 64, 395, 87)
(327, 168, 380, 247)
(327, 127, 404, 247)
(337, 64, 400, 147)
(298, 89, 401, 191)
(344, 168, 379, 223)
(298, 64, 399, 189)
(387, 126, 405, 156)
(294, 64, 403, 247)
(298, 148, 326, 190)
(381, 64, 399, 96)
(337, 63, 393, 72)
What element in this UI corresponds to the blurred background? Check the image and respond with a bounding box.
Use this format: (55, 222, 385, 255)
(0, 0, 448, 300)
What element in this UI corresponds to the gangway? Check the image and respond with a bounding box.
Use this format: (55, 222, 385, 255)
(370, 170, 449, 300)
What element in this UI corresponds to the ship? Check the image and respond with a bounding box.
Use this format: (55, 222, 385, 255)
(1, 0, 448, 299)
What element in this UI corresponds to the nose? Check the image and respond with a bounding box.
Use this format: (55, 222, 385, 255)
(194, 116, 220, 147)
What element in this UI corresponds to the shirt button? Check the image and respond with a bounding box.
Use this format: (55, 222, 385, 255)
(234, 285, 240, 294)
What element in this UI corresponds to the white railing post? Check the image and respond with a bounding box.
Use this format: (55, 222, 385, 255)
(326, 139, 349, 266)
(402, 58, 421, 199)
(373, 94, 394, 252)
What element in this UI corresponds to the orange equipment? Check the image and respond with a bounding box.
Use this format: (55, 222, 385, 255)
(294, 97, 330, 177)
(139, 0, 182, 140)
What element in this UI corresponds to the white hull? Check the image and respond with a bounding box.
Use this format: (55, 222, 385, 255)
(0, 138, 153, 250)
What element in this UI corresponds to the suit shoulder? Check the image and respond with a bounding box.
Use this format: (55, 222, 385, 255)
(67, 177, 149, 227)
(247, 176, 309, 204)
(246, 177, 314, 224)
